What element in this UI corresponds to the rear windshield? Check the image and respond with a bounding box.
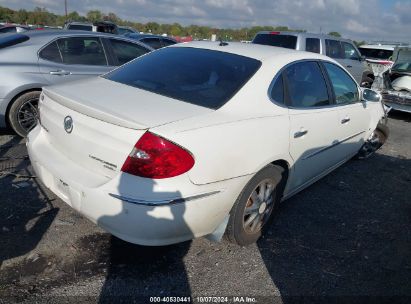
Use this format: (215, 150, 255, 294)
(68, 24, 92, 31)
(104, 47, 261, 109)
(252, 33, 297, 49)
(0, 33, 29, 49)
(359, 47, 393, 60)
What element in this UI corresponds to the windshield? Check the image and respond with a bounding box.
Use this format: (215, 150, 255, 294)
(252, 33, 297, 49)
(359, 47, 393, 60)
(0, 33, 29, 49)
(104, 47, 261, 109)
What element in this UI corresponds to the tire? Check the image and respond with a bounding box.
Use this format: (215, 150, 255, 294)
(8, 91, 40, 137)
(225, 165, 284, 246)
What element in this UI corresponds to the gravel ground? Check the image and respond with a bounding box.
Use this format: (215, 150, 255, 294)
(0, 111, 410, 303)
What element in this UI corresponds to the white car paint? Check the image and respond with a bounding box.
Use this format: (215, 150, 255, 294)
(27, 42, 385, 245)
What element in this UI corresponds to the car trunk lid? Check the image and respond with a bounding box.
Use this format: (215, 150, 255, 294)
(39, 77, 212, 178)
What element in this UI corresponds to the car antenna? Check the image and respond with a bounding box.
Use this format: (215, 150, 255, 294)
(219, 39, 228, 46)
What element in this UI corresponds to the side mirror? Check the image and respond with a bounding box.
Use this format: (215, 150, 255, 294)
(361, 88, 381, 102)
(360, 55, 366, 62)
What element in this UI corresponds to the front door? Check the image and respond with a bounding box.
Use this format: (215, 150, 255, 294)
(284, 61, 342, 190)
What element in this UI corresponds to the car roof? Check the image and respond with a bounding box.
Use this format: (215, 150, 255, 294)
(255, 31, 354, 43)
(1, 30, 154, 52)
(172, 41, 333, 62)
(127, 33, 175, 40)
(65, 22, 93, 26)
(21, 29, 120, 42)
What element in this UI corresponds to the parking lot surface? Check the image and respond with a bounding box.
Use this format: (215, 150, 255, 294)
(0, 111, 410, 303)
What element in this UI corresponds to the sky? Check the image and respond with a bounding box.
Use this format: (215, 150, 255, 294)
(1, 0, 410, 42)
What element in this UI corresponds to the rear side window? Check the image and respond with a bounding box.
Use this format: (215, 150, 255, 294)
(39, 41, 62, 63)
(323, 62, 359, 104)
(105, 47, 261, 109)
(270, 76, 284, 104)
(57, 37, 107, 65)
(306, 38, 320, 53)
(325, 39, 343, 59)
(284, 61, 330, 108)
(68, 24, 92, 31)
(0, 34, 29, 49)
(141, 37, 162, 49)
(252, 34, 297, 49)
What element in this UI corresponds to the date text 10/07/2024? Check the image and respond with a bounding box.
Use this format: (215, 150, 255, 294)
(149, 296, 257, 303)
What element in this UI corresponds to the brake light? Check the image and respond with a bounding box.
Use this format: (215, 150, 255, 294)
(121, 132, 194, 179)
(270, 31, 280, 35)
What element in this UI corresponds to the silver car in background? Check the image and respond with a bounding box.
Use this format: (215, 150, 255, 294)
(0, 30, 153, 136)
(252, 31, 373, 86)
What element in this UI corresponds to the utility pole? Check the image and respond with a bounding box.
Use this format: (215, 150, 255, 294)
(64, 0, 68, 19)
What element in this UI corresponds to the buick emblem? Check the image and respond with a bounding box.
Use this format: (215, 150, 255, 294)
(64, 116, 73, 133)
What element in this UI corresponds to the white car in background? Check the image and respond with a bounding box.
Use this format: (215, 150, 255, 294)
(27, 42, 387, 246)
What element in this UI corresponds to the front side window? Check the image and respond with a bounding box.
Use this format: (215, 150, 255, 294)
(325, 39, 343, 59)
(56, 37, 107, 65)
(109, 39, 150, 65)
(306, 38, 320, 53)
(0, 33, 29, 49)
(162, 38, 177, 47)
(104, 47, 261, 109)
(39, 41, 62, 63)
(141, 37, 162, 49)
(342, 42, 360, 60)
(323, 62, 359, 104)
(284, 61, 330, 108)
(0, 26, 16, 33)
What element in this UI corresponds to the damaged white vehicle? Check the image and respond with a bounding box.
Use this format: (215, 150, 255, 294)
(371, 46, 411, 113)
(27, 42, 387, 246)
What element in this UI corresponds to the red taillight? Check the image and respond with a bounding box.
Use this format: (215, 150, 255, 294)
(270, 31, 280, 35)
(121, 132, 194, 179)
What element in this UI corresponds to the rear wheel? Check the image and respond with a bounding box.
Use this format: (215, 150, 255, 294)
(8, 91, 40, 137)
(225, 165, 283, 245)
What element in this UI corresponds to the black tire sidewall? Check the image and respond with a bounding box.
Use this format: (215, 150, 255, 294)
(226, 165, 283, 246)
(8, 91, 40, 137)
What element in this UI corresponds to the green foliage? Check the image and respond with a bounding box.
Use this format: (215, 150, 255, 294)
(0, 5, 306, 40)
(328, 31, 342, 37)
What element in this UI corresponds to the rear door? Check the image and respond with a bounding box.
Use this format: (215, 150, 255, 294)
(38, 36, 113, 85)
(322, 62, 370, 155)
(284, 61, 342, 190)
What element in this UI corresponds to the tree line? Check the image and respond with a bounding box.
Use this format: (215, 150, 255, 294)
(0, 5, 348, 42)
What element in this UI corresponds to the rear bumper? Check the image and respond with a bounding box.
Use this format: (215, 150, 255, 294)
(27, 126, 249, 245)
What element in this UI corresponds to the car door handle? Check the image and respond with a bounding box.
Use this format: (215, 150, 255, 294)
(49, 70, 71, 76)
(346, 65, 352, 68)
(294, 129, 308, 138)
(341, 117, 351, 124)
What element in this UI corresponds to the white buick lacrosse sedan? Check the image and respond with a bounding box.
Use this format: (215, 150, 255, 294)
(27, 42, 387, 246)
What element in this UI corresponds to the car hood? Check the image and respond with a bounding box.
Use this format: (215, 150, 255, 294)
(42, 76, 213, 130)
